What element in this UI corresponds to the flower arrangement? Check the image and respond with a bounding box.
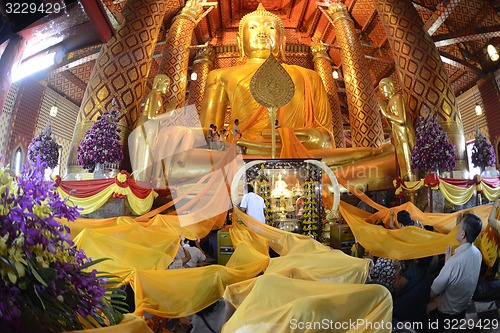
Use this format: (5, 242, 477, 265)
(77, 101, 123, 172)
(471, 129, 496, 171)
(27, 123, 61, 169)
(0, 159, 125, 332)
(411, 113, 456, 173)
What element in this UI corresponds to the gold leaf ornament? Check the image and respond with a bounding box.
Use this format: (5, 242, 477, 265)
(250, 54, 295, 109)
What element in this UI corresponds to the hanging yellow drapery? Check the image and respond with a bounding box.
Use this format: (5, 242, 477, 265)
(393, 175, 500, 206)
(56, 172, 157, 215)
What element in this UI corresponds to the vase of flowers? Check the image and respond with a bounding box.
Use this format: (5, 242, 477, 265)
(471, 128, 496, 175)
(77, 101, 123, 175)
(0, 160, 126, 332)
(411, 113, 456, 175)
(27, 122, 61, 170)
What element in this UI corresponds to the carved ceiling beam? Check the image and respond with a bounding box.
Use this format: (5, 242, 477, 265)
(424, 0, 463, 36)
(439, 51, 483, 74)
(308, 8, 323, 38)
(297, 0, 309, 32)
(288, 0, 298, 19)
(323, 24, 333, 41)
(55, 52, 99, 73)
(433, 25, 500, 47)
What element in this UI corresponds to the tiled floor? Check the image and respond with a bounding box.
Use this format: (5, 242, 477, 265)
(463, 300, 500, 333)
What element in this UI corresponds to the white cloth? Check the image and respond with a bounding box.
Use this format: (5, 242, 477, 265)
(240, 192, 266, 223)
(184, 246, 206, 268)
(431, 243, 482, 314)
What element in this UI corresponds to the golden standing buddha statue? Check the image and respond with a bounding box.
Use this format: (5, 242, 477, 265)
(377, 77, 415, 181)
(136, 74, 171, 128)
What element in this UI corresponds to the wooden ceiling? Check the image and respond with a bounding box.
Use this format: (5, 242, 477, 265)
(13, 0, 499, 109)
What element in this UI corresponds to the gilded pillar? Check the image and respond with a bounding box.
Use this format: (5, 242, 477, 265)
(186, 44, 215, 116)
(324, 3, 384, 148)
(373, 0, 467, 173)
(310, 40, 345, 148)
(158, 0, 211, 111)
(67, 0, 179, 174)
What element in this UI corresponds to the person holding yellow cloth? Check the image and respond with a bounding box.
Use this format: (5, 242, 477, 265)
(474, 198, 500, 300)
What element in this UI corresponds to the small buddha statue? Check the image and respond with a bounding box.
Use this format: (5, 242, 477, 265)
(272, 173, 291, 197)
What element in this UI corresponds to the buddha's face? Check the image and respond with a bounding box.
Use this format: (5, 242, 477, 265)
(379, 80, 394, 99)
(240, 16, 283, 59)
(154, 75, 170, 94)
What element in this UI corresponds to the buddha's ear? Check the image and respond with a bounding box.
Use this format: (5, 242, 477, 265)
(280, 36, 286, 62)
(237, 34, 245, 62)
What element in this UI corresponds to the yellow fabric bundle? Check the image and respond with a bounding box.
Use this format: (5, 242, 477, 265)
(222, 274, 392, 333)
(132, 241, 269, 318)
(340, 200, 494, 260)
(73, 227, 174, 282)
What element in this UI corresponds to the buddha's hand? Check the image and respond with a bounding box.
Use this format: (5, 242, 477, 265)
(238, 128, 333, 155)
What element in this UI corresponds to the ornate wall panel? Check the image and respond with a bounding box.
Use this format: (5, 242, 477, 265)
(36, 88, 80, 177)
(350, 0, 376, 28)
(47, 72, 85, 106)
(5, 79, 45, 169)
(0, 82, 19, 164)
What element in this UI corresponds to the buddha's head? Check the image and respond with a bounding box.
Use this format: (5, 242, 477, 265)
(379, 77, 395, 99)
(153, 74, 170, 94)
(238, 3, 286, 61)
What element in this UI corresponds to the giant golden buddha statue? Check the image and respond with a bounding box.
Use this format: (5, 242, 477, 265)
(130, 3, 397, 192)
(201, 3, 333, 153)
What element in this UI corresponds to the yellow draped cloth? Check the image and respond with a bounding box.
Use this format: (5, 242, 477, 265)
(223, 274, 392, 333)
(67, 145, 499, 332)
(70, 204, 393, 332)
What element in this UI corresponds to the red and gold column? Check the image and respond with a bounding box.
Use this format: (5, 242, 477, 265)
(158, 1, 212, 112)
(310, 40, 345, 148)
(67, 0, 178, 174)
(186, 44, 215, 116)
(373, 0, 467, 173)
(324, 3, 384, 148)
